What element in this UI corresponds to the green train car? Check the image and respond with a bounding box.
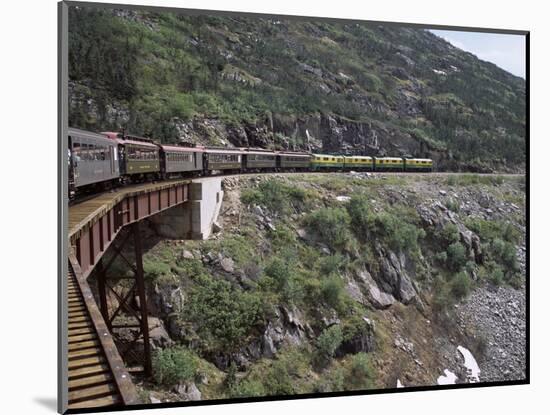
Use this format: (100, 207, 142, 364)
(311, 154, 345, 170)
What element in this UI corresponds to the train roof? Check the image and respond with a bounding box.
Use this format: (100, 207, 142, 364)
(68, 128, 117, 144)
(160, 144, 204, 153)
(277, 152, 311, 157)
(204, 148, 244, 154)
(312, 153, 344, 157)
(406, 158, 433, 162)
(375, 156, 404, 160)
(344, 155, 373, 159)
(116, 138, 159, 149)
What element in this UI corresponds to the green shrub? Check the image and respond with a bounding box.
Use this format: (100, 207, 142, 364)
(344, 352, 375, 390)
(450, 271, 471, 299)
(241, 179, 313, 214)
(439, 223, 460, 246)
(262, 348, 309, 396)
(230, 378, 266, 398)
(316, 325, 343, 361)
(305, 208, 352, 250)
(186, 275, 265, 352)
(152, 346, 198, 386)
(434, 251, 448, 266)
(263, 257, 305, 305)
(489, 266, 504, 286)
(447, 241, 467, 271)
(445, 199, 460, 213)
(321, 276, 346, 311)
(491, 238, 518, 270)
(367, 211, 425, 253)
(314, 367, 345, 393)
(346, 195, 371, 237)
(143, 258, 171, 281)
(318, 254, 346, 276)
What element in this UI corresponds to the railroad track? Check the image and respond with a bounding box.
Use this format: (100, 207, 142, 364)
(67, 263, 123, 410)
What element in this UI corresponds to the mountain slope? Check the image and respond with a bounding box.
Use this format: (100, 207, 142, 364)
(68, 6, 526, 172)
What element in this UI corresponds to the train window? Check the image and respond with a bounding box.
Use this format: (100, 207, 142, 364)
(73, 142, 82, 162)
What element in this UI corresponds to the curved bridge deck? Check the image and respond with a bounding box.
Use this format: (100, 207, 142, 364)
(66, 179, 191, 411)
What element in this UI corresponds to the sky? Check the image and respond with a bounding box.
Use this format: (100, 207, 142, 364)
(430, 30, 526, 78)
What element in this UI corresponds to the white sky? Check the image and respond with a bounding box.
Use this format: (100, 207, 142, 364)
(430, 30, 526, 78)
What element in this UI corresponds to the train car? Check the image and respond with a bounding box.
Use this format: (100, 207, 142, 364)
(203, 148, 243, 173)
(374, 157, 405, 171)
(343, 155, 374, 171)
(404, 158, 433, 172)
(114, 134, 161, 180)
(243, 149, 277, 171)
(159, 144, 203, 178)
(68, 128, 120, 198)
(310, 154, 345, 170)
(277, 152, 311, 170)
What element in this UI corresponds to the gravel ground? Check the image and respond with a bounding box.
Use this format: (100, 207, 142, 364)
(456, 284, 526, 382)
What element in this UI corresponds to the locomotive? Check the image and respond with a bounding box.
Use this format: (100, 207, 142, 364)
(68, 127, 433, 199)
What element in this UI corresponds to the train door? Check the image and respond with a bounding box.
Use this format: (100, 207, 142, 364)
(110, 145, 119, 176)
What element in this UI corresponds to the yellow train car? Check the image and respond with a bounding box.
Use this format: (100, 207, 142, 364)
(374, 157, 404, 171)
(310, 154, 345, 170)
(404, 158, 433, 172)
(343, 156, 374, 170)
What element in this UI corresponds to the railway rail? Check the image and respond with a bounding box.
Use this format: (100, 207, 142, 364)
(66, 259, 138, 410)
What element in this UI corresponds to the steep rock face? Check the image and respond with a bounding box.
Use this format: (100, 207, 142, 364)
(68, 7, 526, 172)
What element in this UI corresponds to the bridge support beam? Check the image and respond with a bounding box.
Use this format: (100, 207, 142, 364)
(95, 222, 152, 376)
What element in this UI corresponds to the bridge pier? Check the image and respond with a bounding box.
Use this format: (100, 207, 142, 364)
(95, 222, 152, 376)
(149, 178, 224, 240)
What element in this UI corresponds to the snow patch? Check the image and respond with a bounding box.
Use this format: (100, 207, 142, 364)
(432, 69, 447, 76)
(397, 379, 404, 388)
(437, 369, 457, 385)
(336, 196, 351, 202)
(457, 346, 481, 383)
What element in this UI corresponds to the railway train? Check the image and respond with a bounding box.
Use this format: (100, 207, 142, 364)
(68, 127, 433, 199)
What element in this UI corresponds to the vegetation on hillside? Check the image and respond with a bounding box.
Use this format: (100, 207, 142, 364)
(68, 6, 525, 171)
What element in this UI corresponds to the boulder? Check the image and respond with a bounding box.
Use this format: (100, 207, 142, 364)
(174, 382, 202, 401)
(379, 249, 417, 304)
(220, 257, 235, 273)
(148, 317, 174, 349)
(181, 249, 194, 260)
(356, 269, 395, 309)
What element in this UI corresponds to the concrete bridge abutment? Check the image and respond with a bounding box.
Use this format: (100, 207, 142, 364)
(149, 177, 224, 240)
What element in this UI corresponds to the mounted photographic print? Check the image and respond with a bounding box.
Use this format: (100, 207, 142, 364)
(58, 1, 528, 413)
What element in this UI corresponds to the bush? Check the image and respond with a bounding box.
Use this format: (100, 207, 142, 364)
(316, 325, 343, 361)
(263, 257, 304, 305)
(143, 258, 171, 281)
(305, 208, 352, 250)
(241, 179, 313, 214)
(230, 378, 266, 398)
(346, 195, 371, 237)
(489, 266, 504, 286)
(263, 348, 309, 396)
(434, 251, 448, 266)
(186, 275, 265, 352)
(367, 211, 425, 253)
(320, 276, 346, 312)
(318, 254, 346, 276)
(439, 223, 460, 246)
(344, 352, 375, 390)
(450, 271, 471, 299)
(447, 241, 467, 271)
(152, 346, 198, 386)
(445, 199, 460, 213)
(491, 238, 518, 270)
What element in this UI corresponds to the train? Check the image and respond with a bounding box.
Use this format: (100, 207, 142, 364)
(68, 127, 433, 199)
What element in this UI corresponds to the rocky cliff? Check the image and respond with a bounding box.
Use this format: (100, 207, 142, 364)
(97, 172, 525, 402)
(68, 6, 526, 172)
